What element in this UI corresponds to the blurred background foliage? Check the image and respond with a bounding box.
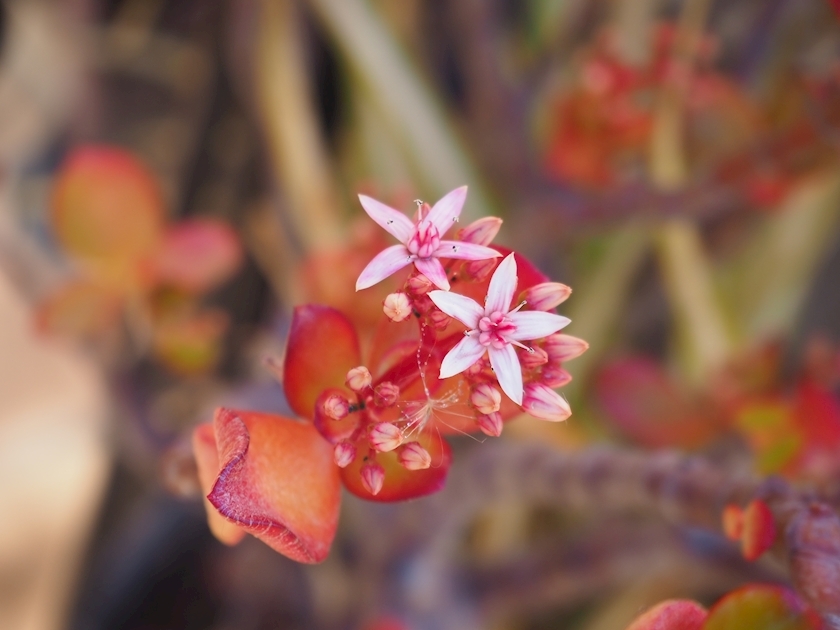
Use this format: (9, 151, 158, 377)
(2, 0, 840, 628)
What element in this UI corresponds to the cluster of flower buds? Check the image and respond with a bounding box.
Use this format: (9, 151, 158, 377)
(305, 187, 589, 498)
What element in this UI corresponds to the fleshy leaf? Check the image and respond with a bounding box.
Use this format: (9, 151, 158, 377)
(596, 356, 720, 448)
(155, 219, 243, 293)
(741, 499, 777, 561)
(624, 600, 707, 630)
(152, 309, 229, 375)
(51, 146, 165, 282)
(702, 585, 824, 630)
(284, 305, 362, 419)
(35, 280, 123, 339)
(204, 408, 341, 563)
(341, 430, 451, 502)
(192, 423, 247, 546)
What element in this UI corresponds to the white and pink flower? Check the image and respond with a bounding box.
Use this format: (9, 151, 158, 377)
(429, 254, 571, 405)
(355, 187, 501, 291)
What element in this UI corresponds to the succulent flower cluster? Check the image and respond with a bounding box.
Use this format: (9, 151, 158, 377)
(192, 187, 587, 561)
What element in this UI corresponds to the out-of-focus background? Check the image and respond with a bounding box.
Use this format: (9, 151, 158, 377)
(2, 0, 840, 628)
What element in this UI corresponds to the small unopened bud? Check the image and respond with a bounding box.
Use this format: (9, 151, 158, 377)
(323, 394, 351, 421)
(361, 462, 385, 495)
(398, 442, 432, 470)
(374, 381, 400, 407)
(522, 383, 571, 422)
(383, 292, 412, 322)
(470, 383, 501, 414)
(428, 308, 450, 330)
(334, 441, 356, 468)
(345, 366, 372, 392)
(412, 294, 434, 314)
(520, 346, 549, 369)
(540, 365, 572, 388)
(457, 216, 503, 246)
(369, 422, 404, 452)
(464, 258, 496, 282)
(465, 359, 487, 378)
(520, 282, 572, 311)
(476, 412, 503, 437)
(407, 274, 433, 295)
(544, 333, 589, 363)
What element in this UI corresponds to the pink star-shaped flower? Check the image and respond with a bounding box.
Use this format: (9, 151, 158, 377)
(428, 254, 571, 404)
(355, 186, 501, 291)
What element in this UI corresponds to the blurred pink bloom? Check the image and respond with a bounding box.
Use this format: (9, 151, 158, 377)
(355, 186, 501, 291)
(429, 254, 571, 404)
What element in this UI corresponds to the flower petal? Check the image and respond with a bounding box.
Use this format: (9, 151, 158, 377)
(489, 344, 523, 405)
(428, 290, 483, 328)
(506, 311, 571, 342)
(340, 430, 452, 502)
(356, 244, 413, 290)
(425, 186, 467, 236)
(414, 257, 450, 291)
(485, 253, 517, 314)
(358, 194, 414, 243)
(440, 335, 486, 378)
(283, 305, 361, 419)
(205, 409, 341, 563)
(433, 241, 502, 261)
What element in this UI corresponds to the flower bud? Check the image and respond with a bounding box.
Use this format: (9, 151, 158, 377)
(544, 333, 589, 363)
(398, 442, 432, 470)
(520, 282, 572, 311)
(345, 366, 372, 392)
(522, 383, 571, 422)
(470, 383, 501, 414)
(406, 274, 433, 295)
(334, 441, 356, 468)
(465, 358, 488, 378)
(464, 258, 496, 282)
(520, 346, 549, 369)
(428, 308, 450, 330)
(383, 292, 412, 322)
(540, 365, 572, 388)
(361, 462, 385, 495)
(457, 216, 503, 246)
(374, 381, 400, 407)
(369, 422, 404, 452)
(476, 412, 503, 437)
(323, 394, 350, 421)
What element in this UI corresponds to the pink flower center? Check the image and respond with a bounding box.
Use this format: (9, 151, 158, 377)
(407, 221, 441, 258)
(477, 311, 516, 349)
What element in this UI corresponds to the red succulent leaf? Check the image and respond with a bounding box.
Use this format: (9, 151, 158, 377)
(741, 499, 777, 561)
(702, 584, 824, 629)
(624, 600, 707, 630)
(196, 408, 341, 563)
(191, 423, 247, 546)
(722, 504, 744, 541)
(284, 305, 362, 420)
(51, 146, 165, 286)
(596, 356, 720, 448)
(340, 430, 452, 502)
(155, 218, 243, 293)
